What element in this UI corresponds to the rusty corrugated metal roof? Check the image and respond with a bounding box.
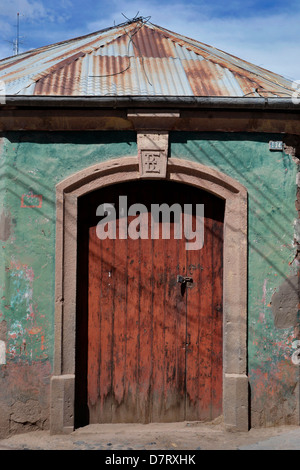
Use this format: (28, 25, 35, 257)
(0, 19, 294, 98)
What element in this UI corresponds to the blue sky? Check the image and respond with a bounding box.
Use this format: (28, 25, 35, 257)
(0, 0, 299, 80)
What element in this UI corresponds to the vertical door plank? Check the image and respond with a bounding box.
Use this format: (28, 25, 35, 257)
(136, 212, 153, 423)
(121, 215, 140, 421)
(185, 243, 202, 421)
(163, 231, 186, 422)
(111, 215, 128, 422)
(98, 232, 115, 422)
(151, 233, 166, 422)
(87, 226, 101, 421)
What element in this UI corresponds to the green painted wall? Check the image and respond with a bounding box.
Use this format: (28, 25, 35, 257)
(0, 132, 137, 367)
(0, 130, 298, 430)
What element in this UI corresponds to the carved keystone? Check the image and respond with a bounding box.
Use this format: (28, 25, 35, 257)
(137, 132, 168, 178)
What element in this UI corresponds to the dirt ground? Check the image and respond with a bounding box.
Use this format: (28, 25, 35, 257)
(0, 418, 299, 450)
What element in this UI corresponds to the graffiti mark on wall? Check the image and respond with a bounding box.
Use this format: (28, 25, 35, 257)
(21, 194, 42, 208)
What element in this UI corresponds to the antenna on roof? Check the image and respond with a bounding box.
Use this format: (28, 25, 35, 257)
(10, 13, 25, 55)
(4, 13, 24, 55)
(14, 13, 22, 55)
(4, 12, 25, 56)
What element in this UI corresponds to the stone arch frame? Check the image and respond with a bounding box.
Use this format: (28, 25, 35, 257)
(50, 156, 248, 434)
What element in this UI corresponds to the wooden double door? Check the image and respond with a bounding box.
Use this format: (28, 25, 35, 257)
(75, 180, 224, 425)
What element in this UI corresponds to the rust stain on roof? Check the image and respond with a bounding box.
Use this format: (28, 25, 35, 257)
(0, 19, 294, 98)
(131, 27, 175, 59)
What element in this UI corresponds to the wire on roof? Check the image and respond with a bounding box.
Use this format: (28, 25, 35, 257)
(89, 15, 153, 86)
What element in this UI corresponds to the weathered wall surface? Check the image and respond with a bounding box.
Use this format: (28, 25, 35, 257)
(0, 130, 298, 436)
(0, 131, 137, 437)
(170, 132, 299, 427)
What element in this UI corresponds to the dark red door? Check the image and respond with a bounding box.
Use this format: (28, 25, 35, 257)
(76, 180, 223, 424)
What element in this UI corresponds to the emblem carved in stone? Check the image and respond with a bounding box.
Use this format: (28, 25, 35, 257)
(139, 150, 167, 178)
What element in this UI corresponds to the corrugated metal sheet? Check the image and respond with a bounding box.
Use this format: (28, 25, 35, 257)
(0, 20, 294, 98)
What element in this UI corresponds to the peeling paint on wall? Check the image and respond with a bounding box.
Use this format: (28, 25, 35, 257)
(250, 360, 298, 426)
(270, 274, 299, 329)
(5, 258, 47, 361)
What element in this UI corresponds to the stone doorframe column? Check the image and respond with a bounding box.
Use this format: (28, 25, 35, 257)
(50, 155, 248, 434)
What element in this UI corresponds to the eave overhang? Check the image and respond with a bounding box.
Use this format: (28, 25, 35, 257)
(0, 95, 300, 135)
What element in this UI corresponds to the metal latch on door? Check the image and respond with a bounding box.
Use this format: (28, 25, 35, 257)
(177, 275, 193, 288)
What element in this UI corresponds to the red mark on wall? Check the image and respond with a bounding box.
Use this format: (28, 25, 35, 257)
(21, 194, 42, 208)
(28, 326, 42, 335)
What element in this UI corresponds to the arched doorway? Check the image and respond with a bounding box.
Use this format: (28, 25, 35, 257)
(50, 157, 248, 434)
(75, 180, 224, 426)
